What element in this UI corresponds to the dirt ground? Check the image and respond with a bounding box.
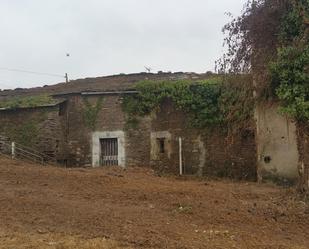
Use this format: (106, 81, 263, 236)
(0, 156, 308, 249)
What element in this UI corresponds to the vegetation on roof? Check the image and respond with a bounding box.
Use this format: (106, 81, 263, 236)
(0, 95, 57, 109)
(122, 76, 254, 131)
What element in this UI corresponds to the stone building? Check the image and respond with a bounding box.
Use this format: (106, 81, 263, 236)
(44, 91, 256, 180)
(0, 72, 307, 190)
(0, 72, 257, 180)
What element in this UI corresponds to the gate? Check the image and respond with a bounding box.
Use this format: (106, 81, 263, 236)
(100, 138, 118, 166)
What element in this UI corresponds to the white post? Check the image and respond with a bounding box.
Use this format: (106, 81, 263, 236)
(11, 142, 15, 159)
(179, 137, 183, 175)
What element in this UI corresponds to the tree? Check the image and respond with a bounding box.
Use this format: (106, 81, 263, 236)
(219, 0, 309, 116)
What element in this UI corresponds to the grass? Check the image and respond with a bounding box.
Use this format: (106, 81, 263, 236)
(0, 95, 57, 109)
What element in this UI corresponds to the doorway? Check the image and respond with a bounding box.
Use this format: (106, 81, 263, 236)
(100, 138, 118, 166)
(92, 131, 125, 168)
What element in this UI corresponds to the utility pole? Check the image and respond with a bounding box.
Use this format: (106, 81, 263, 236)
(65, 53, 70, 83)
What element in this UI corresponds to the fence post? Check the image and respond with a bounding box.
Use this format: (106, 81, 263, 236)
(11, 142, 15, 159)
(179, 137, 183, 176)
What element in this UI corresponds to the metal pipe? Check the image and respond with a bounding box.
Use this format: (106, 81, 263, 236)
(11, 142, 15, 159)
(179, 137, 183, 175)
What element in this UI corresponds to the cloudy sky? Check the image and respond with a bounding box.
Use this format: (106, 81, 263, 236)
(0, 0, 246, 89)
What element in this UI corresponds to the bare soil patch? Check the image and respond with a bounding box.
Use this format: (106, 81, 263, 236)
(0, 156, 308, 249)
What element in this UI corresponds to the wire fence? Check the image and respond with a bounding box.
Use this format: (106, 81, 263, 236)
(0, 137, 58, 166)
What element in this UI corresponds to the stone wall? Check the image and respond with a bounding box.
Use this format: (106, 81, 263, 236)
(0, 93, 257, 180)
(150, 100, 257, 180)
(64, 95, 91, 166)
(61, 95, 257, 180)
(0, 106, 63, 159)
(63, 94, 151, 167)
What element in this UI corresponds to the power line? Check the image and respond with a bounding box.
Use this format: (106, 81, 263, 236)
(0, 67, 65, 78)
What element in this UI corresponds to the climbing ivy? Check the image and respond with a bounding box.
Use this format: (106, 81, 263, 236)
(269, 1, 309, 120)
(22, 123, 38, 146)
(219, 0, 309, 121)
(1, 120, 39, 147)
(82, 97, 104, 130)
(279, 4, 305, 44)
(219, 75, 255, 131)
(122, 76, 254, 130)
(7, 110, 50, 147)
(270, 45, 309, 120)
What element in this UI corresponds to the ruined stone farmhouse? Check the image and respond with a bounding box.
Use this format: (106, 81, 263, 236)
(0, 72, 308, 191)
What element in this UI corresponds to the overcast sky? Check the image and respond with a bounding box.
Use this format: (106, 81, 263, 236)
(0, 0, 246, 89)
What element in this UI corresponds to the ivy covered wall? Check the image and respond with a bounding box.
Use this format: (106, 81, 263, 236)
(120, 76, 257, 179)
(122, 75, 254, 133)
